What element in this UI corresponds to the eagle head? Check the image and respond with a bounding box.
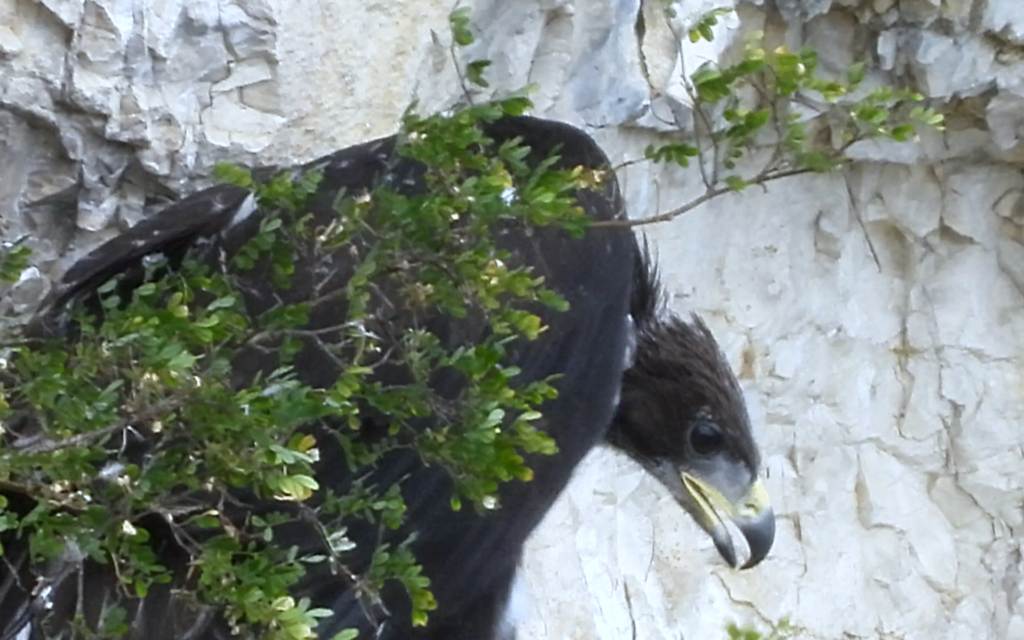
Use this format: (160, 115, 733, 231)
(606, 243, 775, 569)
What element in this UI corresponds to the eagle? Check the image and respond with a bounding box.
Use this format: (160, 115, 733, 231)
(0, 114, 773, 640)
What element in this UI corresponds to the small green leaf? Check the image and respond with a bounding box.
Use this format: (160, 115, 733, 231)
(846, 61, 866, 86)
(450, 7, 474, 46)
(98, 278, 119, 294)
(891, 124, 915, 142)
(213, 163, 253, 188)
(0, 245, 32, 283)
(725, 176, 747, 191)
(207, 295, 237, 311)
(466, 60, 492, 88)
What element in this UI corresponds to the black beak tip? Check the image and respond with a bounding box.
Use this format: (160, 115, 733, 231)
(738, 508, 775, 570)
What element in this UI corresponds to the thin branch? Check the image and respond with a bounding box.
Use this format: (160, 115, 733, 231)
(300, 506, 389, 634)
(448, 3, 475, 108)
(247, 321, 373, 346)
(664, 17, 718, 190)
(593, 166, 815, 229)
(844, 173, 882, 272)
(623, 582, 638, 640)
(747, 73, 793, 174)
(0, 337, 47, 350)
(6, 392, 191, 456)
(611, 157, 651, 173)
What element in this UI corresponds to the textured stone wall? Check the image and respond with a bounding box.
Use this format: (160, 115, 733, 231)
(1, 1, 1022, 639)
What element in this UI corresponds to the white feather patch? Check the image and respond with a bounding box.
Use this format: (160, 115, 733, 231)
(496, 568, 531, 640)
(226, 193, 258, 230)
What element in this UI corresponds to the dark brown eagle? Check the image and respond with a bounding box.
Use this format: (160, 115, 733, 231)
(0, 115, 772, 640)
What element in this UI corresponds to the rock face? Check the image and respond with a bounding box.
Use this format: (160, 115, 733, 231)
(1, 1, 1022, 639)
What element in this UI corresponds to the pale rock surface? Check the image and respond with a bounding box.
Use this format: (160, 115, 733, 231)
(1, 1, 1023, 639)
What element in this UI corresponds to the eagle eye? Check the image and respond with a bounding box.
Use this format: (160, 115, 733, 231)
(689, 422, 723, 456)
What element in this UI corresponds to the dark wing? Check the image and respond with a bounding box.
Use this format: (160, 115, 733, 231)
(1, 116, 634, 640)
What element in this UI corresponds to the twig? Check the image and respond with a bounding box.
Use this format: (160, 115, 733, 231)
(623, 582, 638, 640)
(247, 322, 371, 346)
(611, 157, 651, 173)
(664, 17, 718, 190)
(302, 507, 389, 634)
(0, 337, 47, 350)
(448, 3, 475, 107)
(593, 166, 814, 228)
(844, 173, 881, 272)
(6, 393, 190, 456)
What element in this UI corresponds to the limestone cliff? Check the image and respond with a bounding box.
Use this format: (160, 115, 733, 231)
(0, 1, 1021, 638)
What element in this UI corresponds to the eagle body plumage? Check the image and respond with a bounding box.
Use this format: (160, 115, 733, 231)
(0, 115, 773, 640)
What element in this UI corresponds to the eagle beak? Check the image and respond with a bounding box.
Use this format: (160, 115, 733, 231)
(681, 473, 775, 569)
